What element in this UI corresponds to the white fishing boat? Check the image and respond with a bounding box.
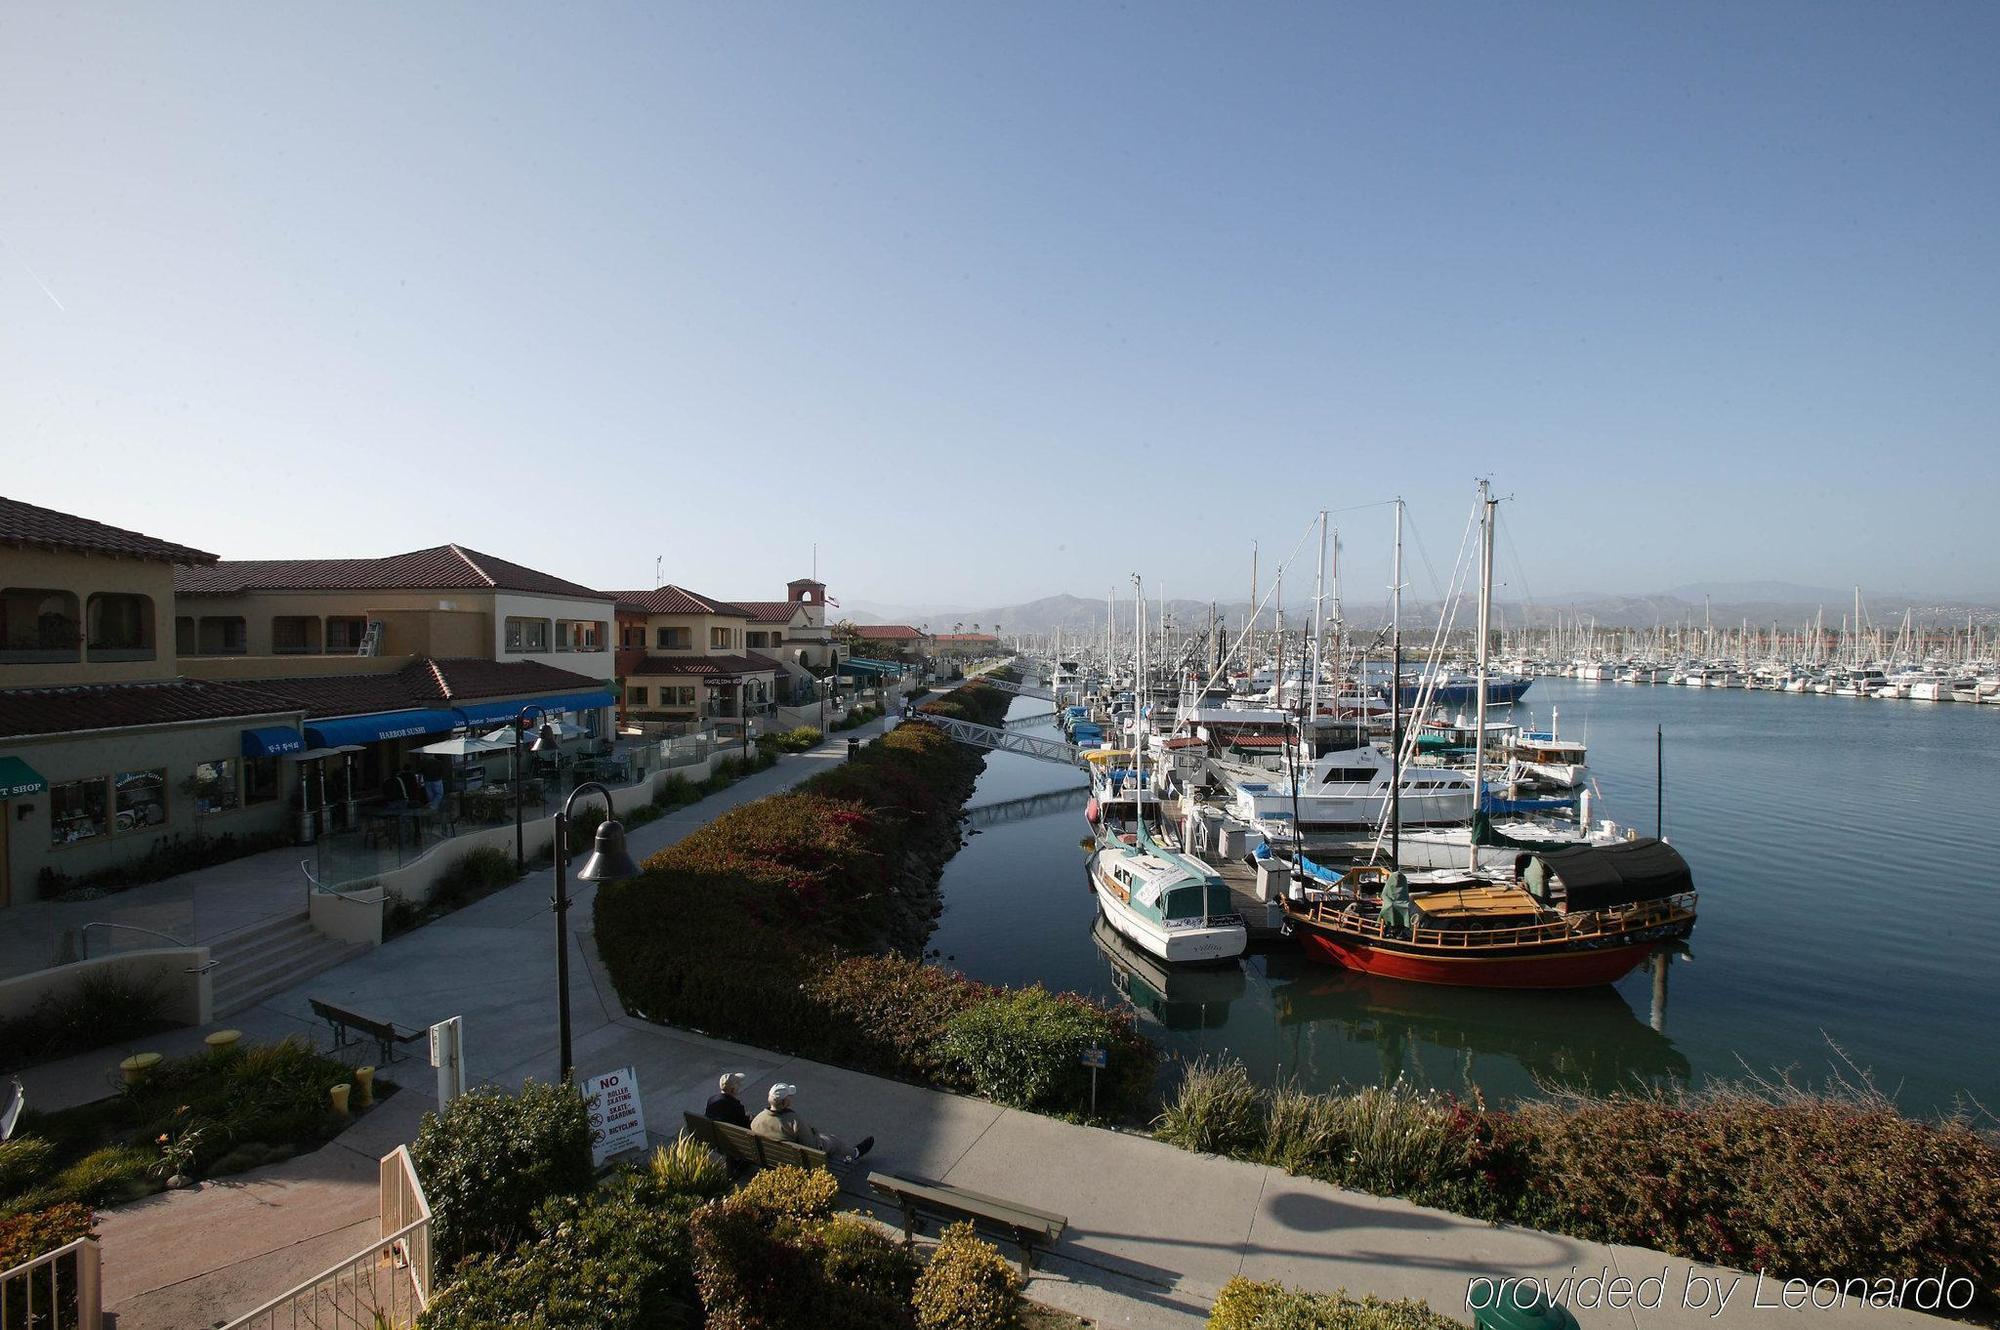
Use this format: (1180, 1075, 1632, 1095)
(1089, 836, 1246, 963)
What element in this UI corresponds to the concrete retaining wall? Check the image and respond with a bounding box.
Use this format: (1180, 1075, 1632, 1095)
(0, 946, 214, 1028)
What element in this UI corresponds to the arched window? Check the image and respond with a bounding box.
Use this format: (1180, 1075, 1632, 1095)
(0, 587, 81, 662)
(86, 592, 155, 661)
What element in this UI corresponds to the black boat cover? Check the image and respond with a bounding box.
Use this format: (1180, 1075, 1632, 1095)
(1537, 839, 1693, 911)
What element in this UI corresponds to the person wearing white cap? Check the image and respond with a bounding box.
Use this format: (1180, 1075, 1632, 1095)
(751, 1082, 874, 1163)
(705, 1071, 751, 1129)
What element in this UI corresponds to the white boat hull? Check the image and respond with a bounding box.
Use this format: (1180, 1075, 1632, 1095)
(1092, 878, 1246, 963)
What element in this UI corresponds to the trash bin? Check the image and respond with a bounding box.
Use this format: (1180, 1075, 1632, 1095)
(1468, 1279, 1579, 1330)
(846, 737, 860, 762)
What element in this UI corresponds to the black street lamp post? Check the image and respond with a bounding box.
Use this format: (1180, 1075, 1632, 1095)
(513, 705, 559, 871)
(552, 781, 639, 1083)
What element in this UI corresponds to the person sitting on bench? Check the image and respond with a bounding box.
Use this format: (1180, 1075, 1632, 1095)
(705, 1071, 752, 1128)
(751, 1082, 873, 1163)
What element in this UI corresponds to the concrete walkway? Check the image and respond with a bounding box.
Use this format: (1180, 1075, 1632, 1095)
(19, 706, 1958, 1330)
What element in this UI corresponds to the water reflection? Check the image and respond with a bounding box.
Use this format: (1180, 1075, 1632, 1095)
(1090, 914, 1248, 1032)
(1262, 949, 1692, 1095)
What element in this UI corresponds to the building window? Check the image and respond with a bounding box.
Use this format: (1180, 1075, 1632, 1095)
(747, 631, 778, 649)
(50, 777, 108, 846)
(622, 625, 644, 648)
(627, 685, 649, 706)
(86, 592, 155, 660)
(710, 626, 732, 650)
(114, 769, 168, 833)
(656, 626, 690, 651)
(244, 756, 280, 806)
(326, 616, 368, 653)
(198, 616, 247, 655)
(1, 587, 82, 662)
(192, 759, 239, 813)
(557, 620, 603, 652)
(175, 616, 195, 654)
(504, 617, 551, 652)
(666, 686, 696, 706)
(272, 615, 322, 655)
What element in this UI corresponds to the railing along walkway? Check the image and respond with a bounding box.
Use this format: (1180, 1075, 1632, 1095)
(0, 1237, 100, 1329)
(219, 1147, 432, 1330)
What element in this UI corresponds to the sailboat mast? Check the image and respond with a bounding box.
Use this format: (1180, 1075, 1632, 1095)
(1390, 498, 1404, 865)
(1132, 574, 1145, 837)
(1471, 480, 1496, 872)
(1311, 509, 1327, 724)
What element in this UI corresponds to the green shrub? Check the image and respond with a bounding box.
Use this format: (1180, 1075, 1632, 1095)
(911, 1221, 1021, 1330)
(645, 1133, 732, 1202)
(412, 1081, 595, 1268)
(420, 1169, 701, 1330)
(0, 1137, 55, 1193)
(52, 1145, 152, 1205)
(1208, 1278, 1465, 1330)
(1154, 1059, 1264, 1157)
(568, 803, 607, 854)
(430, 845, 520, 911)
(657, 772, 698, 806)
(738, 1164, 839, 1222)
(941, 986, 1150, 1117)
(0, 971, 169, 1070)
(691, 1186, 914, 1330)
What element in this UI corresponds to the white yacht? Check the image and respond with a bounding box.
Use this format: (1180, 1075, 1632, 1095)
(1088, 837, 1246, 964)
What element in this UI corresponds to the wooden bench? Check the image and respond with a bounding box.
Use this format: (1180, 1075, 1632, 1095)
(309, 998, 425, 1064)
(868, 1172, 1067, 1276)
(680, 1111, 831, 1173)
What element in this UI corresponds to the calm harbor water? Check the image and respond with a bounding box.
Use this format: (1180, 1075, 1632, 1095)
(927, 680, 2000, 1116)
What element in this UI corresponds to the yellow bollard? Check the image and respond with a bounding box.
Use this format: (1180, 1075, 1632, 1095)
(354, 1066, 375, 1108)
(119, 1051, 162, 1085)
(330, 1083, 352, 1117)
(204, 1029, 243, 1057)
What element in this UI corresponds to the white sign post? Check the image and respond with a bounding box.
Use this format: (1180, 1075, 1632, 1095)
(583, 1066, 648, 1166)
(429, 1017, 464, 1107)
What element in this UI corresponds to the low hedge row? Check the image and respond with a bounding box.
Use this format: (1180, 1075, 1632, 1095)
(1159, 1061, 2000, 1319)
(1208, 1279, 1464, 1330)
(596, 680, 1158, 1121)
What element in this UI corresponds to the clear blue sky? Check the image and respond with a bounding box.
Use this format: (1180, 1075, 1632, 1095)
(3, 3, 1995, 610)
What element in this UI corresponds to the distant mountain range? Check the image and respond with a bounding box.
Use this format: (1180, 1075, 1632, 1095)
(842, 584, 2000, 635)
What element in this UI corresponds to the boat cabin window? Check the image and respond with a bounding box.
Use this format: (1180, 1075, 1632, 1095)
(1318, 767, 1376, 784)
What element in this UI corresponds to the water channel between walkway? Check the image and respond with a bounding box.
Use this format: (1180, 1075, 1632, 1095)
(927, 681, 2000, 1117)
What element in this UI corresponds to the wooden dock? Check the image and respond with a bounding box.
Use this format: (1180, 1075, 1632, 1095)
(1217, 857, 1288, 943)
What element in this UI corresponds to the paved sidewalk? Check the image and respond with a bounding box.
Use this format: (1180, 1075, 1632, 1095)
(19, 704, 1959, 1330)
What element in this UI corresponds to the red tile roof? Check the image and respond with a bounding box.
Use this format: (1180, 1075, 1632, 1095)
(609, 586, 750, 617)
(626, 654, 774, 678)
(238, 659, 608, 719)
(175, 545, 607, 600)
(0, 495, 217, 564)
(851, 625, 927, 639)
(0, 679, 296, 739)
(729, 600, 803, 624)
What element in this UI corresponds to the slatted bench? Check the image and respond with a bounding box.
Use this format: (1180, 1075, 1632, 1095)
(681, 1111, 831, 1173)
(309, 997, 425, 1064)
(868, 1172, 1067, 1276)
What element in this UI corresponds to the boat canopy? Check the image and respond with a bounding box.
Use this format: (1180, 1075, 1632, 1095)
(1535, 839, 1692, 911)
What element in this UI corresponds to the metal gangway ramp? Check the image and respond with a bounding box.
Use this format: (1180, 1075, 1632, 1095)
(912, 712, 1081, 766)
(964, 675, 1054, 700)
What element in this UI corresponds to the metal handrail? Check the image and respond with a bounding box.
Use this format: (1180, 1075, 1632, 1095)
(216, 1217, 430, 1329)
(0, 1235, 101, 1329)
(78, 921, 190, 960)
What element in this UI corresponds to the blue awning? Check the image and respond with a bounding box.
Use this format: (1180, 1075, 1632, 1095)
(451, 690, 616, 727)
(847, 657, 906, 671)
(838, 660, 893, 678)
(241, 725, 306, 758)
(304, 709, 461, 748)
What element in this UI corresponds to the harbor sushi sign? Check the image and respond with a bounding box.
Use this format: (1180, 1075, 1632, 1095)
(583, 1066, 648, 1165)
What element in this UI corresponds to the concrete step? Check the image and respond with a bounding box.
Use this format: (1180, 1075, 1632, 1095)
(213, 940, 371, 1017)
(207, 911, 315, 960)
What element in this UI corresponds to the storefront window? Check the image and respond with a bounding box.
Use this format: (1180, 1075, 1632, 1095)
(244, 756, 281, 805)
(115, 769, 168, 833)
(51, 778, 108, 846)
(193, 759, 239, 813)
